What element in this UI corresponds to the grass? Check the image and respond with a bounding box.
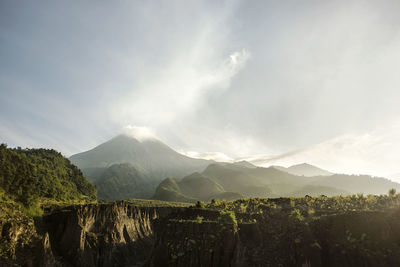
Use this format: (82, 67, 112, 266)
(119, 198, 192, 207)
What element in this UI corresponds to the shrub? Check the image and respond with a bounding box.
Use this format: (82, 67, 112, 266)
(218, 210, 237, 225)
(289, 209, 304, 222)
(195, 201, 205, 209)
(195, 216, 203, 223)
(389, 188, 396, 197)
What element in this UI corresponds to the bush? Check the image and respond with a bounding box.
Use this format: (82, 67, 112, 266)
(195, 201, 205, 209)
(218, 210, 237, 225)
(22, 201, 43, 218)
(195, 216, 203, 223)
(289, 209, 304, 222)
(389, 188, 396, 197)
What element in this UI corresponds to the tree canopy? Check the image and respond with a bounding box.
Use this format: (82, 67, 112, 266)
(0, 144, 96, 208)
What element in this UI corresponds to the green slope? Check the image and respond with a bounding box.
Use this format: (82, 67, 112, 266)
(95, 163, 156, 200)
(0, 144, 96, 209)
(155, 162, 400, 202)
(153, 173, 226, 203)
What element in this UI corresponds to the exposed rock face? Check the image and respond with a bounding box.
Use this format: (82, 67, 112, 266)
(3, 202, 400, 266)
(148, 207, 400, 267)
(0, 204, 57, 267)
(150, 221, 238, 267)
(44, 203, 182, 267)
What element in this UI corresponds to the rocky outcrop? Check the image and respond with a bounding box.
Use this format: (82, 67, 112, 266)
(148, 207, 400, 267)
(3, 202, 400, 267)
(149, 221, 238, 267)
(0, 203, 57, 267)
(43, 202, 183, 267)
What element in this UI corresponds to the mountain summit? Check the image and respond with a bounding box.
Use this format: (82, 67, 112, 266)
(69, 134, 212, 200)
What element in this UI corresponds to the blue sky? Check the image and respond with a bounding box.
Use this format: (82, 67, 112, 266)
(1, 0, 400, 176)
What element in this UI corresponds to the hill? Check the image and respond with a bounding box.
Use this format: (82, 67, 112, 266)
(232, 160, 257, 168)
(0, 144, 96, 212)
(70, 134, 212, 199)
(95, 163, 157, 200)
(272, 163, 333, 176)
(154, 163, 400, 202)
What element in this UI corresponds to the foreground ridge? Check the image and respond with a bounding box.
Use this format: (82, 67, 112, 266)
(2, 194, 400, 266)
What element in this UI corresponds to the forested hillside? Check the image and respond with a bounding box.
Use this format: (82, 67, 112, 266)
(154, 163, 400, 202)
(95, 163, 156, 200)
(0, 144, 96, 211)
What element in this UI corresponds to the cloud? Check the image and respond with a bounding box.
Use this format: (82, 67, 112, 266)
(110, 48, 250, 128)
(249, 121, 400, 177)
(123, 125, 158, 142)
(2, 0, 400, 177)
(178, 150, 234, 162)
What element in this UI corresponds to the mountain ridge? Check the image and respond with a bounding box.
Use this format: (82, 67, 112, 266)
(272, 163, 333, 177)
(69, 134, 212, 200)
(154, 162, 400, 202)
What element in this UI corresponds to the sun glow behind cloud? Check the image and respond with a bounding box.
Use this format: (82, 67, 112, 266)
(111, 49, 250, 126)
(123, 125, 158, 142)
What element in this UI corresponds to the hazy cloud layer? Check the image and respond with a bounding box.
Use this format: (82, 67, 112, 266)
(1, 0, 400, 176)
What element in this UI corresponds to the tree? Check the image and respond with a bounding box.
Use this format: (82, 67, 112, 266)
(389, 188, 396, 197)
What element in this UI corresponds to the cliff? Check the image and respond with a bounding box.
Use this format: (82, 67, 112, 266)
(43, 202, 184, 267)
(2, 199, 400, 266)
(0, 203, 57, 267)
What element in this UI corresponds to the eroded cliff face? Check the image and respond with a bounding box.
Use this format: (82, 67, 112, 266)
(3, 202, 400, 267)
(148, 207, 400, 267)
(149, 221, 238, 267)
(0, 203, 57, 267)
(43, 203, 182, 267)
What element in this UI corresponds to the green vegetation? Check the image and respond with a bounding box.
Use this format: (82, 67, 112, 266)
(195, 200, 205, 208)
(206, 190, 400, 219)
(153, 173, 229, 203)
(389, 188, 396, 197)
(218, 210, 237, 225)
(195, 216, 203, 223)
(95, 163, 155, 200)
(112, 198, 192, 207)
(0, 144, 96, 215)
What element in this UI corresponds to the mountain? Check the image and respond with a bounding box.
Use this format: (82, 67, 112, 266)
(232, 160, 257, 168)
(155, 162, 400, 202)
(154, 163, 305, 202)
(70, 134, 212, 199)
(0, 144, 96, 211)
(387, 173, 400, 183)
(308, 174, 400, 195)
(272, 163, 333, 177)
(95, 163, 157, 200)
(152, 171, 244, 203)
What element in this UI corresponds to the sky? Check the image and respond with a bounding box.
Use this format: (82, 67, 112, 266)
(1, 0, 400, 178)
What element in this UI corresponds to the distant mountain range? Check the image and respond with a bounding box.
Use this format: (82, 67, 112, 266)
(154, 162, 400, 203)
(387, 173, 400, 183)
(70, 134, 400, 202)
(272, 163, 333, 176)
(69, 134, 211, 200)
